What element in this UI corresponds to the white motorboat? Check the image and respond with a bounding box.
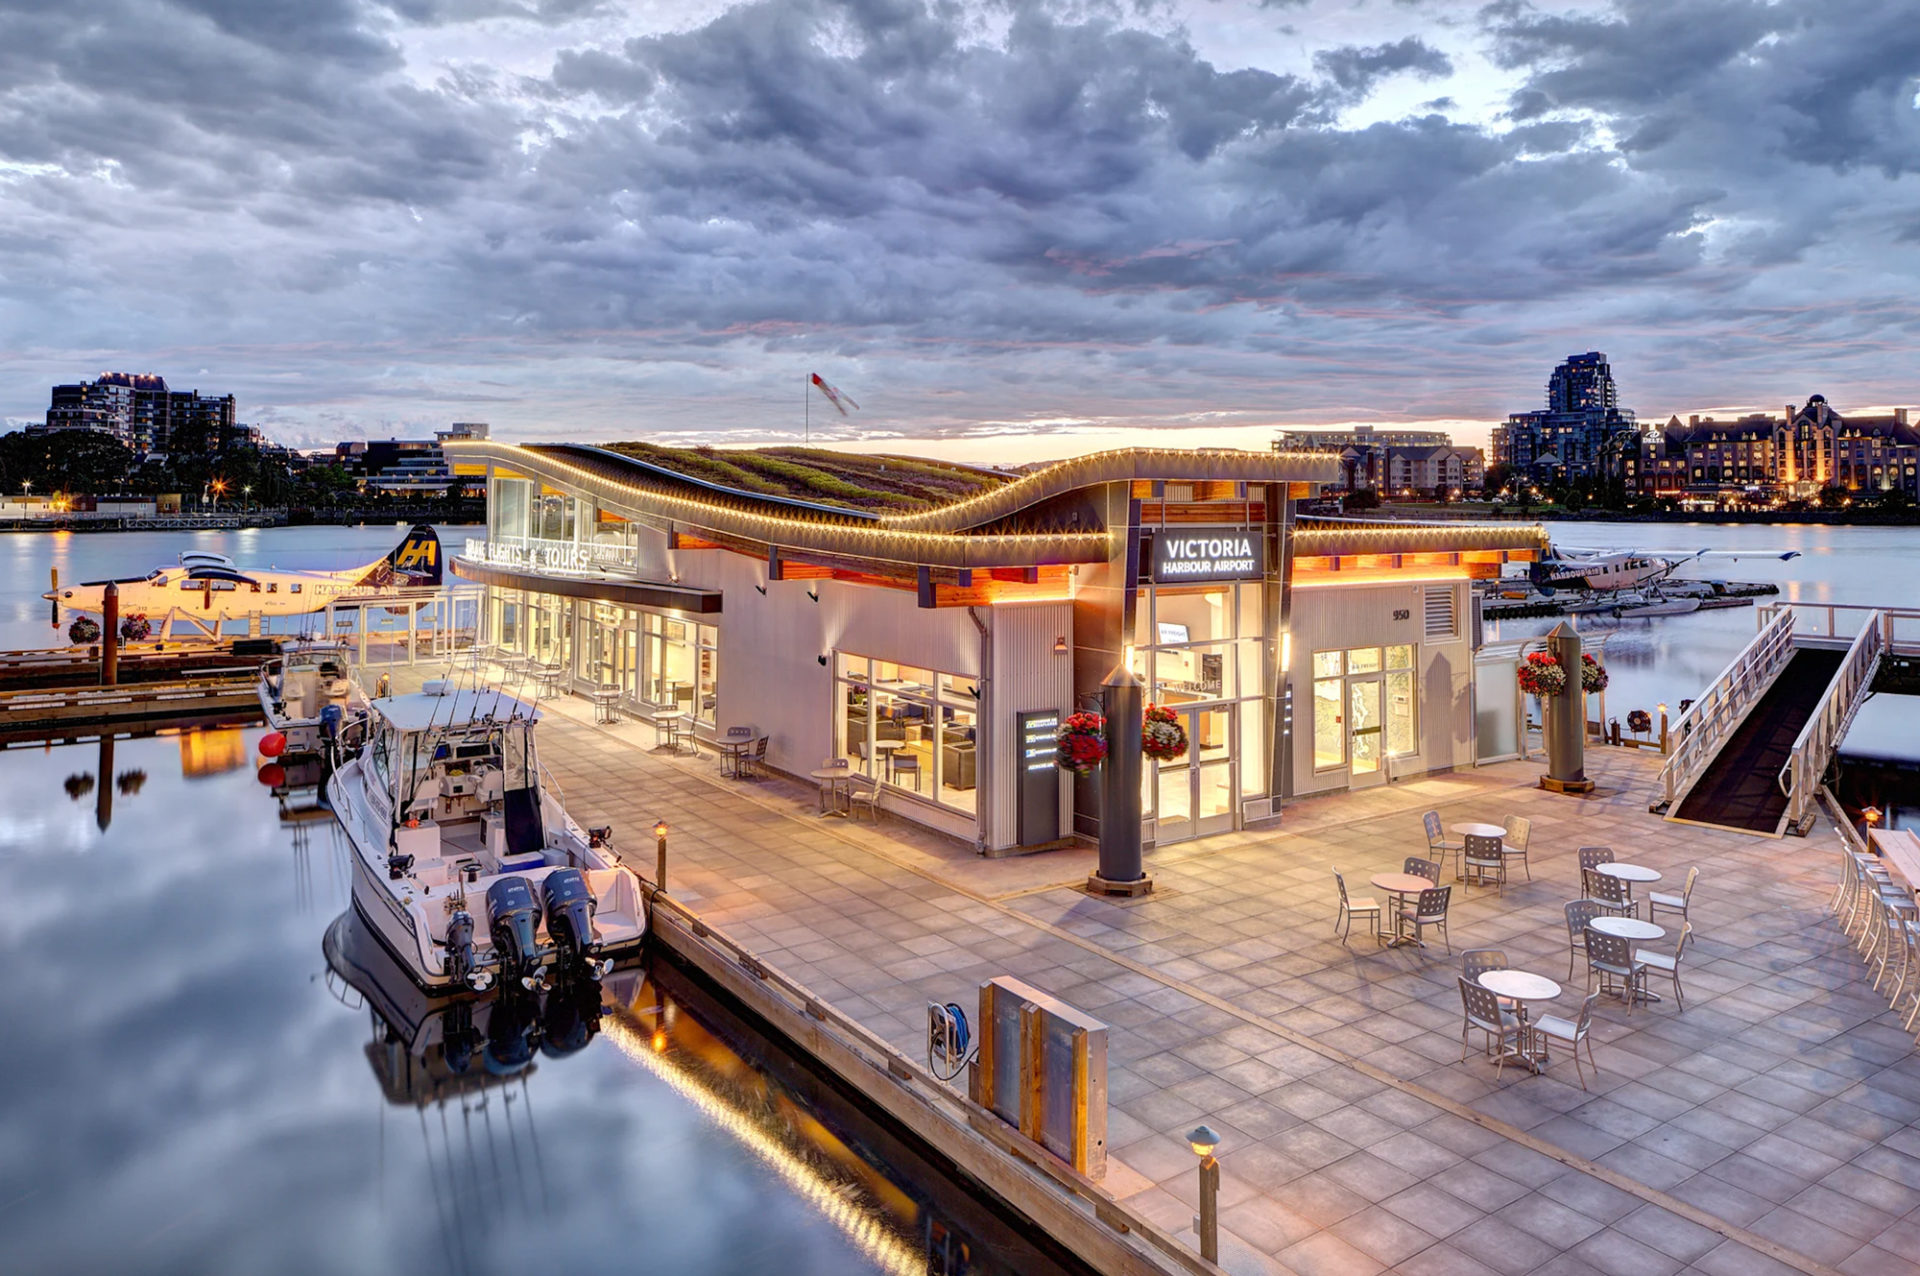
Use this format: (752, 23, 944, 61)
(1612, 592, 1703, 618)
(258, 642, 367, 755)
(327, 680, 645, 992)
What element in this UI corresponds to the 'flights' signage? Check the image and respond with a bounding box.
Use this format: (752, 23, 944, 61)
(1151, 528, 1266, 582)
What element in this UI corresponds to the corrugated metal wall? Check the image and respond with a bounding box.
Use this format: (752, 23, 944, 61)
(988, 601, 1075, 850)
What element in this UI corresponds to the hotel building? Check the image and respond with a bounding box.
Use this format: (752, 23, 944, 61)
(446, 441, 1546, 853)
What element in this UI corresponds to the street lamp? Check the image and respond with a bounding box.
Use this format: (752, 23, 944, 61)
(653, 819, 669, 893)
(1187, 1125, 1221, 1264)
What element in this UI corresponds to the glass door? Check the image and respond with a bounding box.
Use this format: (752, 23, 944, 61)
(1153, 706, 1237, 843)
(1348, 677, 1386, 788)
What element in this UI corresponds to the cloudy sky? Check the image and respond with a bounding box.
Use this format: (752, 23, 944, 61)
(0, 0, 1916, 460)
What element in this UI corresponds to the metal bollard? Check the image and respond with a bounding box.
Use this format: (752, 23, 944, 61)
(653, 820, 669, 893)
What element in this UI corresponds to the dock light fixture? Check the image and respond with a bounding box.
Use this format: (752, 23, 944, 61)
(1864, 806, 1883, 827)
(653, 820, 669, 894)
(1187, 1125, 1221, 1264)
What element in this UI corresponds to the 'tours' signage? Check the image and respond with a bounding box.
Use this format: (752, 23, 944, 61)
(1150, 527, 1266, 582)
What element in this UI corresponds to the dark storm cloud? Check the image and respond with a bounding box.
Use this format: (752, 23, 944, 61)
(1313, 36, 1452, 95)
(0, 0, 1915, 443)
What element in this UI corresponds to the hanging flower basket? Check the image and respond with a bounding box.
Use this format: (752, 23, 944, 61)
(1056, 711, 1108, 775)
(68, 616, 101, 645)
(1580, 652, 1609, 693)
(1626, 709, 1652, 737)
(120, 613, 152, 643)
(1517, 651, 1566, 697)
(1142, 704, 1188, 762)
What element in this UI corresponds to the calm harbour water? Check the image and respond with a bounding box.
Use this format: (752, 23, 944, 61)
(0, 526, 1081, 1276)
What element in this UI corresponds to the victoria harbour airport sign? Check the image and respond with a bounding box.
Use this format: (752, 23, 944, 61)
(1151, 527, 1266, 582)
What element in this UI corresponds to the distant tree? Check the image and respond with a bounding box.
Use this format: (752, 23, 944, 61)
(1431, 483, 1451, 504)
(1481, 465, 1513, 499)
(1342, 488, 1381, 512)
(0, 429, 134, 495)
(1817, 484, 1851, 510)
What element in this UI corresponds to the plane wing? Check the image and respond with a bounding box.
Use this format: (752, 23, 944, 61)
(1553, 547, 1800, 562)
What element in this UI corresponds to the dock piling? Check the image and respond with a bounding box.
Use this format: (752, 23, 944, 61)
(101, 584, 119, 687)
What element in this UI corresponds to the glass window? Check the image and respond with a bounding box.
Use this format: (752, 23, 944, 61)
(1347, 647, 1381, 674)
(1386, 645, 1414, 670)
(1313, 678, 1343, 770)
(1312, 650, 1342, 679)
(1386, 670, 1416, 756)
(833, 650, 975, 817)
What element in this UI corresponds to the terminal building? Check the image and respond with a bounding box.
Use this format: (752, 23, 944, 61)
(446, 440, 1546, 854)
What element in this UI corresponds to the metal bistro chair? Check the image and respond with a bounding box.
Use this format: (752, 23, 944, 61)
(1332, 871, 1382, 945)
(1457, 976, 1523, 1076)
(1399, 886, 1453, 953)
(1403, 856, 1442, 883)
(1501, 814, 1533, 882)
(1461, 833, 1506, 894)
(1423, 811, 1462, 870)
(746, 736, 769, 780)
(1589, 871, 1635, 918)
(1649, 866, 1699, 925)
(1578, 847, 1615, 898)
(1533, 991, 1602, 1090)
(1462, 948, 1516, 1009)
(1564, 899, 1607, 981)
(847, 773, 882, 822)
(1585, 927, 1647, 1012)
(1635, 922, 1693, 1010)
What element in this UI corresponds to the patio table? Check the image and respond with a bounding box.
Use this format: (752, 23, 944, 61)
(1371, 871, 1436, 948)
(1476, 969, 1561, 1073)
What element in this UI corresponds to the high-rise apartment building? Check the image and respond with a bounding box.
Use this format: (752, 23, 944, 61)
(40, 373, 236, 455)
(1492, 352, 1641, 479)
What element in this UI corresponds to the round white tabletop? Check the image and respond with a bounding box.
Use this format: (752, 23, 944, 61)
(1451, 822, 1507, 840)
(1371, 872, 1436, 895)
(1589, 915, 1664, 941)
(1596, 862, 1660, 884)
(810, 767, 850, 780)
(872, 739, 901, 751)
(1478, 970, 1561, 1002)
(656, 709, 686, 722)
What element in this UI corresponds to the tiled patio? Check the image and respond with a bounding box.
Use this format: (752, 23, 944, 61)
(462, 671, 1920, 1276)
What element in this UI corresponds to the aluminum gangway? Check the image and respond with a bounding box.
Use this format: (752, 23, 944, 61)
(1657, 604, 1909, 836)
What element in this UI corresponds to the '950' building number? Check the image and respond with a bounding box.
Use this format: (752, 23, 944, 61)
(1391, 608, 1411, 621)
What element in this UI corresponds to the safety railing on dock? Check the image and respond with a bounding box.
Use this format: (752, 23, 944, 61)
(1658, 607, 1796, 811)
(1778, 611, 1884, 834)
(1757, 601, 1920, 654)
(642, 887, 1230, 1276)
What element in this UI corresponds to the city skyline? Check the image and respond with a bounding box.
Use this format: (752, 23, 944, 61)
(1, 0, 1917, 464)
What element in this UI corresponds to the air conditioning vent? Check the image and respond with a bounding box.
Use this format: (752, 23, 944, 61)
(1423, 586, 1458, 640)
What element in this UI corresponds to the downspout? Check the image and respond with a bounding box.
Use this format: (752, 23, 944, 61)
(968, 605, 992, 856)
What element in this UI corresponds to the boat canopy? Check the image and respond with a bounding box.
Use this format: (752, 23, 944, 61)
(374, 687, 538, 733)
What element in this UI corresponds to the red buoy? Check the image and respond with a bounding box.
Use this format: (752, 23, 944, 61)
(257, 763, 286, 788)
(258, 732, 288, 758)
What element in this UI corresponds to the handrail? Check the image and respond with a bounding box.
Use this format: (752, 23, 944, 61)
(644, 890, 1230, 1276)
(1817, 784, 1865, 855)
(1658, 608, 1796, 810)
(1778, 611, 1883, 833)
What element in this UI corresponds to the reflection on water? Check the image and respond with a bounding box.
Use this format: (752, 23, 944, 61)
(0, 725, 1075, 1276)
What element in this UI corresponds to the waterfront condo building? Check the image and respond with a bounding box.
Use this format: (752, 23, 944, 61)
(41, 372, 236, 456)
(1617, 397, 1920, 503)
(1492, 352, 1642, 480)
(1272, 427, 1484, 497)
(446, 440, 1545, 854)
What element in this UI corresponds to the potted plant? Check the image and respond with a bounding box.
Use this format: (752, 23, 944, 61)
(1055, 711, 1108, 775)
(1141, 705, 1188, 762)
(120, 614, 152, 643)
(68, 616, 101, 645)
(1580, 652, 1609, 693)
(1517, 651, 1566, 698)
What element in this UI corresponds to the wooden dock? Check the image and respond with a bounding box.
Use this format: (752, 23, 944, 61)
(0, 643, 267, 733)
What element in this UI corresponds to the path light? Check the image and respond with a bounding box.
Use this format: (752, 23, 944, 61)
(653, 820, 670, 893)
(1864, 806, 1883, 828)
(1187, 1124, 1221, 1264)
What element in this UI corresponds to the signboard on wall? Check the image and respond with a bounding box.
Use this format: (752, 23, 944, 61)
(1017, 710, 1062, 846)
(1150, 527, 1266, 583)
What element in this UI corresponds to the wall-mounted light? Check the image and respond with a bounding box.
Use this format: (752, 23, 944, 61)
(807, 589, 820, 603)
(1053, 635, 1068, 654)
(817, 654, 829, 667)
(754, 584, 767, 595)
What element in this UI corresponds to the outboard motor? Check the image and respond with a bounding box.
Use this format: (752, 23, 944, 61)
(319, 702, 343, 742)
(486, 877, 542, 989)
(445, 910, 490, 992)
(541, 869, 596, 971)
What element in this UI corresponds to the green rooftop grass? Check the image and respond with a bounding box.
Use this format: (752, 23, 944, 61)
(600, 442, 1009, 513)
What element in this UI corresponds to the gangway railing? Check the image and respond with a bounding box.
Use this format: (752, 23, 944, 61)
(1778, 611, 1883, 834)
(1758, 602, 1920, 653)
(1657, 607, 1796, 811)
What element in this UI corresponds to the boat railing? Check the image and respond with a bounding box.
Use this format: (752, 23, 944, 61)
(1778, 611, 1884, 834)
(1658, 607, 1796, 810)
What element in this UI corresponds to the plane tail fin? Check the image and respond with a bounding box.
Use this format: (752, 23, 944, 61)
(356, 524, 442, 588)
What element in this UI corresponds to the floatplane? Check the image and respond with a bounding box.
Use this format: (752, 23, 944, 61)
(1529, 545, 1800, 595)
(46, 524, 444, 640)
